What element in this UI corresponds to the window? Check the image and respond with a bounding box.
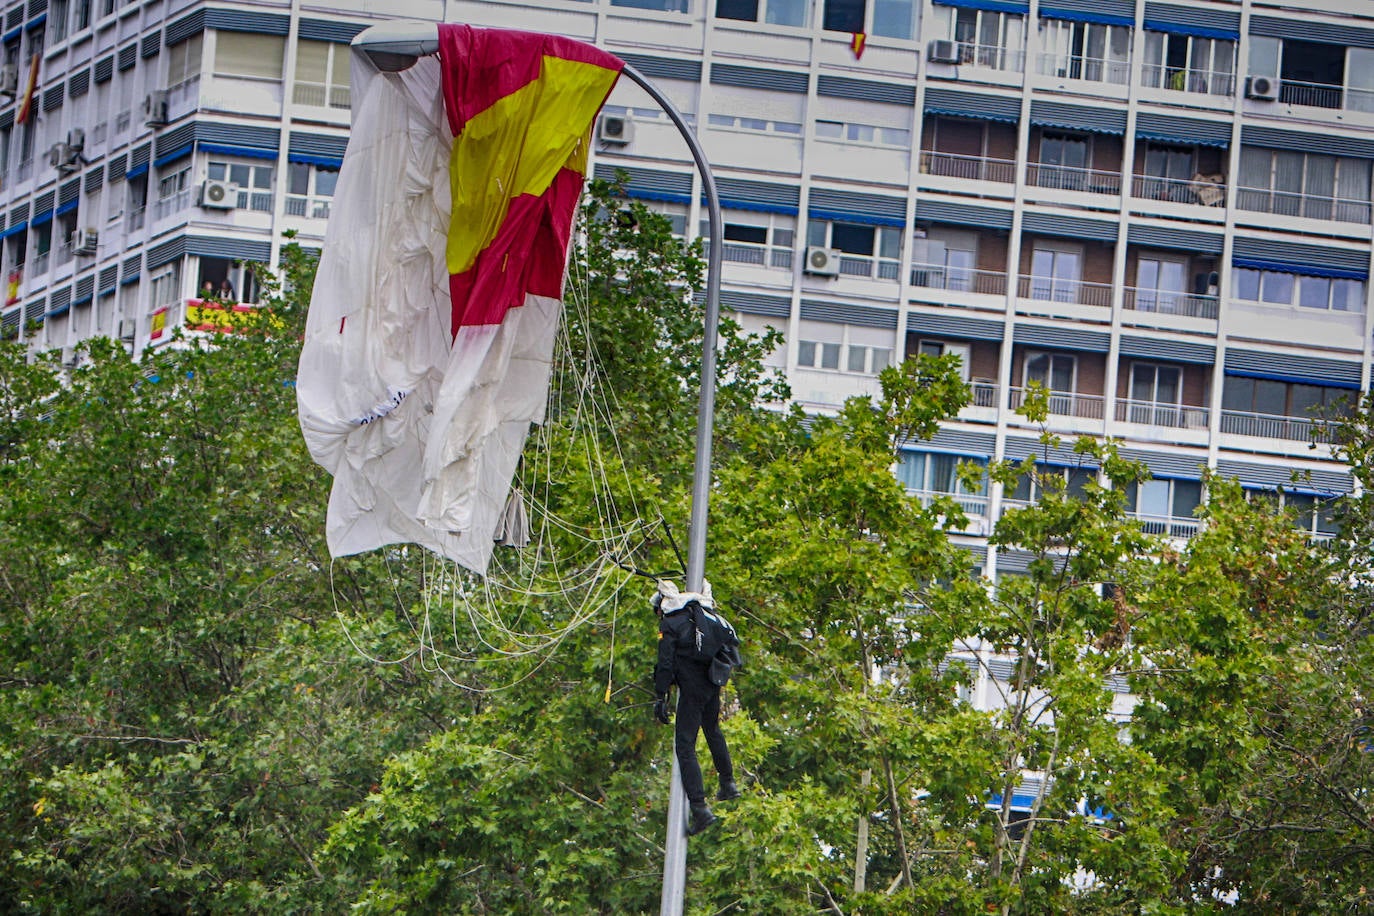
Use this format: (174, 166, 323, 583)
(933, 5, 1025, 71)
(1237, 147, 1372, 222)
(610, 0, 690, 10)
(716, 0, 808, 25)
(1036, 132, 1089, 190)
(166, 34, 203, 89)
(150, 263, 180, 307)
(1134, 255, 1187, 311)
(815, 119, 910, 147)
(208, 160, 274, 212)
(1040, 18, 1130, 84)
(294, 39, 351, 108)
(915, 339, 971, 380)
(897, 451, 987, 504)
(1125, 363, 1189, 425)
(823, 0, 865, 33)
(1143, 30, 1235, 95)
(286, 162, 339, 219)
(1222, 376, 1351, 421)
(1246, 489, 1339, 539)
(1233, 265, 1365, 313)
(158, 165, 191, 201)
(1126, 478, 1201, 533)
(1138, 143, 1195, 201)
(808, 219, 902, 280)
(1024, 351, 1075, 392)
(911, 232, 978, 291)
(1008, 465, 1093, 503)
(796, 320, 893, 375)
(700, 213, 794, 270)
(213, 31, 285, 80)
(50, 0, 69, 43)
(73, 0, 91, 32)
(1028, 244, 1082, 303)
(708, 112, 803, 135)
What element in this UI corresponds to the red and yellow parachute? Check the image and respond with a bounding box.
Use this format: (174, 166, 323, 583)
(297, 25, 622, 574)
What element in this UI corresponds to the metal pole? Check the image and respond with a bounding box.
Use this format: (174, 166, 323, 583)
(618, 63, 723, 916)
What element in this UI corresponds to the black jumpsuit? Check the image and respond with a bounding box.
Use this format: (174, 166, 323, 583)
(655, 603, 734, 805)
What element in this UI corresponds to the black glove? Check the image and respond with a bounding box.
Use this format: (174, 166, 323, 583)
(653, 694, 672, 725)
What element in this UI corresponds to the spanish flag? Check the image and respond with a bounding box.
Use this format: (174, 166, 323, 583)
(297, 25, 622, 573)
(15, 53, 39, 126)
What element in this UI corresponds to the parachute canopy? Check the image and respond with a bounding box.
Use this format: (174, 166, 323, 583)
(296, 24, 623, 574)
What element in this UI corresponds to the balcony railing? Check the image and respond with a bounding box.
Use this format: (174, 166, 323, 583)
(970, 379, 1000, 409)
(235, 190, 275, 213)
(910, 262, 1008, 296)
(920, 151, 1016, 184)
(1122, 286, 1219, 320)
(954, 41, 1025, 73)
(1131, 513, 1200, 538)
(1016, 275, 1113, 308)
(16, 157, 32, 182)
(1115, 398, 1209, 429)
(1026, 162, 1122, 195)
(285, 194, 334, 220)
(128, 207, 146, 231)
(154, 188, 191, 221)
(1219, 409, 1332, 443)
(1141, 64, 1235, 97)
(55, 242, 73, 267)
(114, 110, 130, 136)
(1278, 78, 1343, 110)
(703, 239, 792, 270)
(292, 82, 352, 109)
(1036, 53, 1131, 86)
(1131, 173, 1226, 207)
(1235, 186, 1372, 224)
(1009, 387, 1105, 419)
(30, 251, 49, 275)
(906, 487, 990, 521)
(839, 253, 901, 281)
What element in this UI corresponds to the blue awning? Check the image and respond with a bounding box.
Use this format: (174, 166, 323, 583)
(1233, 257, 1368, 281)
(934, 0, 1028, 12)
(0, 221, 27, 239)
(1136, 130, 1228, 148)
(24, 13, 46, 32)
(925, 104, 1019, 123)
(287, 153, 343, 169)
(713, 196, 799, 216)
(1040, 7, 1133, 26)
(31, 210, 53, 226)
(72, 293, 93, 307)
(1143, 18, 1239, 40)
(56, 199, 78, 216)
(154, 144, 193, 168)
(2, 26, 21, 42)
(45, 303, 70, 318)
(121, 272, 141, 286)
(808, 207, 906, 228)
(200, 142, 277, 161)
(126, 162, 149, 179)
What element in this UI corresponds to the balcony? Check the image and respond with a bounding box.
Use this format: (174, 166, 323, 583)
(953, 41, 1025, 73)
(839, 253, 900, 281)
(1016, 275, 1113, 309)
(1235, 185, 1372, 225)
(1131, 513, 1200, 539)
(1142, 64, 1235, 97)
(1009, 387, 1105, 419)
(909, 263, 1008, 296)
(1130, 173, 1226, 207)
(128, 207, 146, 231)
(30, 251, 49, 276)
(1025, 162, 1121, 195)
(703, 239, 792, 271)
(154, 189, 192, 221)
(292, 82, 351, 110)
(1219, 409, 1332, 443)
(1036, 53, 1130, 86)
(1122, 286, 1219, 320)
(970, 379, 1000, 409)
(1277, 78, 1343, 110)
(285, 194, 334, 220)
(920, 151, 1016, 184)
(55, 241, 73, 267)
(1115, 398, 1209, 430)
(906, 486, 990, 523)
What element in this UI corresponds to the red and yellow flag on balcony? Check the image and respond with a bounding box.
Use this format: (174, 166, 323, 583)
(16, 53, 39, 125)
(297, 24, 622, 574)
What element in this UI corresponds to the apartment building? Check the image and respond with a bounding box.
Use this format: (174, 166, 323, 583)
(1, 0, 1366, 574)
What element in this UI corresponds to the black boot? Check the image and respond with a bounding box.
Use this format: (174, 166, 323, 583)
(716, 780, 740, 801)
(687, 802, 717, 836)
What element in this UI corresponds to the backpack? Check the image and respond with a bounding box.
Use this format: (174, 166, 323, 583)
(689, 602, 742, 686)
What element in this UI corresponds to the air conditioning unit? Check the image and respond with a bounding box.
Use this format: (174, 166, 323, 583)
(0, 63, 17, 97)
(66, 128, 85, 151)
(72, 227, 98, 256)
(199, 178, 239, 210)
(1245, 75, 1278, 101)
(142, 89, 169, 127)
(804, 246, 842, 277)
(928, 39, 960, 64)
(47, 141, 79, 173)
(598, 113, 634, 145)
